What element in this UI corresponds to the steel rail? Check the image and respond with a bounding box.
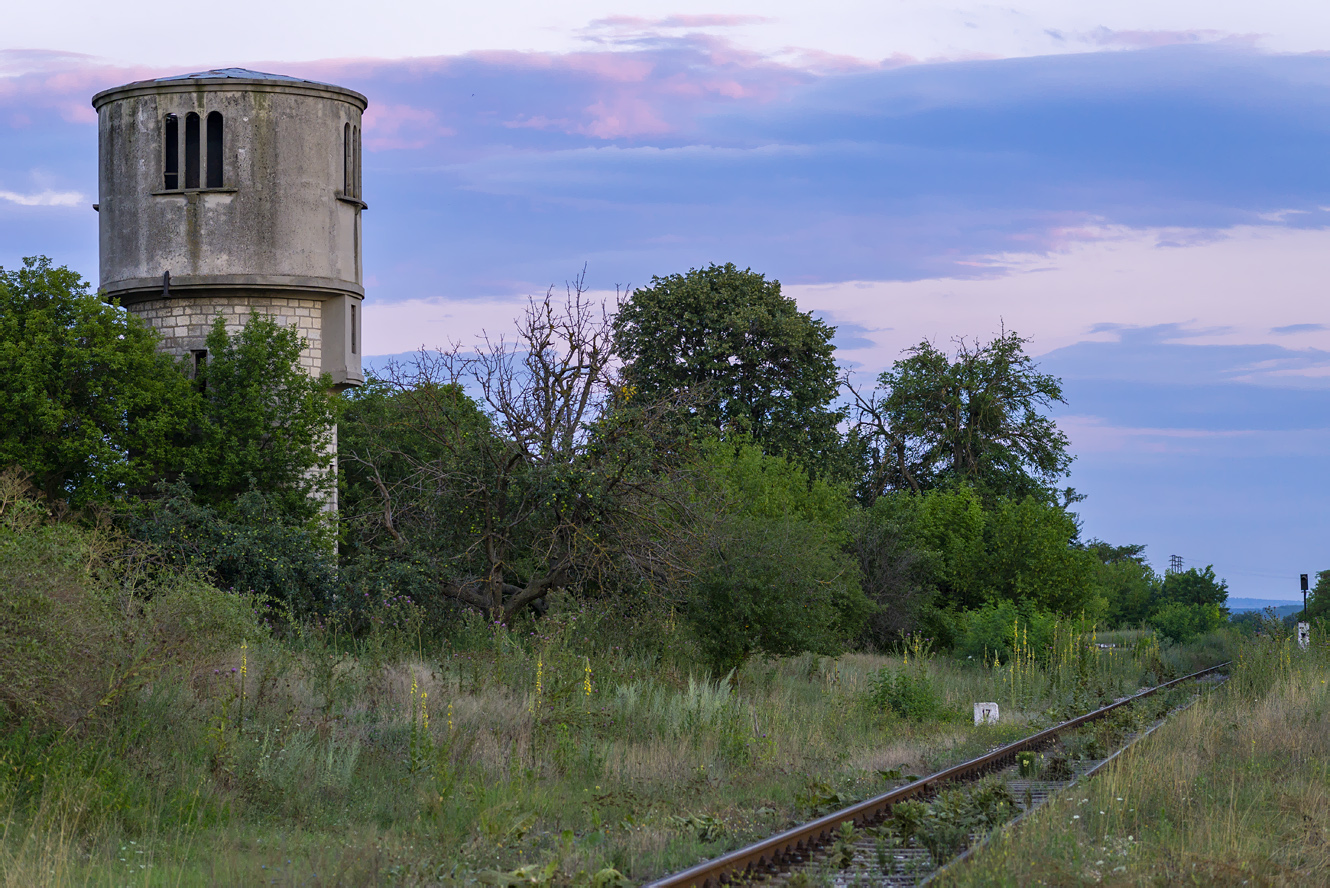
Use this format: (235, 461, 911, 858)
(644, 662, 1230, 888)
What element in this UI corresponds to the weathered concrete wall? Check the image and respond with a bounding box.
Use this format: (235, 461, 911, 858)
(93, 71, 366, 388)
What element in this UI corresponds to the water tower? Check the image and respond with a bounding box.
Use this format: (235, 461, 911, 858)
(92, 68, 367, 388)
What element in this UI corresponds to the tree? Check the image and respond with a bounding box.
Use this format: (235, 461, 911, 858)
(341, 276, 698, 624)
(189, 315, 338, 519)
(1149, 565, 1229, 642)
(612, 263, 845, 475)
(1158, 565, 1229, 611)
(682, 440, 870, 673)
(846, 494, 940, 649)
(0, 256, 195, 505)
(848, 330, 1073, 502)
(1308, 569, 1330, 621)
(1084, 540, 1158, 627)
(981, 496, 1098, 616)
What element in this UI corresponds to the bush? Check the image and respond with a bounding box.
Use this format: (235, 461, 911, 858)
(0, 470, 263, 727)
(954, 600, 1057, 664)
(120, 484, 337, 619)
(1150, 601, 1226, 644)
(868, 666, 954, 721)
(681, 441, 871, 674)
(685, 513, 868, 674)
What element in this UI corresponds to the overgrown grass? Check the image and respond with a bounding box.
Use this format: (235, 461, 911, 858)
(0, 474, 1238, 886)
(937, 619, 1330, 887)
(0, 617, 1223, 886)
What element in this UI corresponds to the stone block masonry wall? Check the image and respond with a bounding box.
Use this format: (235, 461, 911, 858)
(129, 294, 324, 375)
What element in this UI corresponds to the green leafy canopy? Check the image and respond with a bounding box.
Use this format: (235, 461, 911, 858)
(0, 257, 195, 505)
(613, 263, 846, 477)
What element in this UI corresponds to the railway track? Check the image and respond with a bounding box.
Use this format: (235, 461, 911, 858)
(645, 663, 1229, 888)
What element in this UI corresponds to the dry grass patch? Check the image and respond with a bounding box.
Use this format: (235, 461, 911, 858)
(938, 638, 1330, 887)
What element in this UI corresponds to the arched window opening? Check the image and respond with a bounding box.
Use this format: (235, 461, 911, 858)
(343, 123, 352, 194)
(352, 125, 361, 198)
(184, 112, 200, 189)
(163, 114, 179, 190)
(206, 112, 223, 188)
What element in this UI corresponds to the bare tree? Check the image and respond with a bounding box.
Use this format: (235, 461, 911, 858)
(341, 271, 704, 623)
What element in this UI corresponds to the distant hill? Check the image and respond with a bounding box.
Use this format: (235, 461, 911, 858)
(1228, 598, 1303, 616)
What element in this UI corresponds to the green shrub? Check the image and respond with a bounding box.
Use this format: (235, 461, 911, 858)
(682, 441, 871, 673)
(954, 599, 1056, 664)
(0, 471, 263, 728)
(868, 665, 954, 721)
(121, 484, 336, 619)
(685, 513, 868, 673)
(1150, 601, 1226, 644)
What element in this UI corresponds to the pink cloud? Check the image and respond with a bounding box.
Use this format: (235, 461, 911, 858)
(781, 47, 908, 75)
(0, 30, 847, 145)
(580, 97, 672, 139)
(0, 51, 171, 123)
(362, 103, 454, 150)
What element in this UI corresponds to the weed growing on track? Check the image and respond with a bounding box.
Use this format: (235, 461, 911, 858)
(936, 618, 1330, 887)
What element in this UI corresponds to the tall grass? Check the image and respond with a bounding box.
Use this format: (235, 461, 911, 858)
(938, 620, 1330, 886)
(1, 475, 1239, 884)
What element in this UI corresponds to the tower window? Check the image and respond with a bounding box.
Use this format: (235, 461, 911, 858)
(184, 112, 200, 189)
(163, 114, 179, 190)
(344, 122, 352, 195)
(191, 349, 208, 388)
(341, 121, 363, 199)
(206, 112, 224, 188)
(350, 302, 358, 354)
(353, 125, 361, 198)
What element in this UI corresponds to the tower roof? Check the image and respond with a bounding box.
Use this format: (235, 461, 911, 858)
(152, 68, 318, 84)
(92, 68, 366, 111)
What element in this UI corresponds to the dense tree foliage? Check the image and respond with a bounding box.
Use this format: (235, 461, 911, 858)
(849, 331, 1073, 502)
(0, 257, 195, 505)
(612, 263, 844, 475)
(2, 254, 1243, 666)
(0, 258, 337, 520)
(682, 440, 870, 672)
(1147, 565, 1229, 642)
(850, 487, 1100, 647)
(340, 282, 698, 623)
(122, 484, 337, 617)
(1308, 570, 1330, 621)
(190, 316, 338, 519)
(1158, 565, 1229, 611)
(1085, 541, 1156, 627)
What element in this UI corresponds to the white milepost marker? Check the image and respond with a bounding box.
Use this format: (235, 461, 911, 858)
(974, 702, 999, 725)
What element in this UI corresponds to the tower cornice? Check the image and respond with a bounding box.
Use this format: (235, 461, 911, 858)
(93, 74, 367, 112)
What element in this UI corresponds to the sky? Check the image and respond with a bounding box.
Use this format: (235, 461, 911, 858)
(3, 1, 1328, 599)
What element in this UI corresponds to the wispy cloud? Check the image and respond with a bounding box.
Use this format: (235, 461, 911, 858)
(1077, 27, 1261, 50)
(585, 14, 772, 32)
(0, 188, 83, 207)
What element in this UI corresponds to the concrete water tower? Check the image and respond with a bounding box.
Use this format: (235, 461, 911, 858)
(92, 68, 367, 388)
